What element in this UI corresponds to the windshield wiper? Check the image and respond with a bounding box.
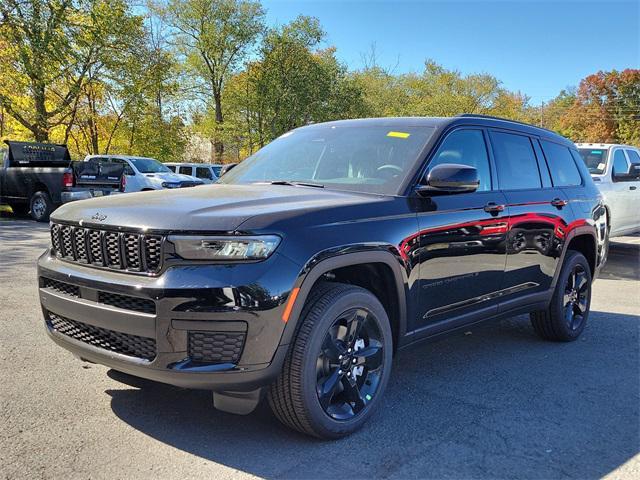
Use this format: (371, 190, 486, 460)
(266, 180, 325, 188)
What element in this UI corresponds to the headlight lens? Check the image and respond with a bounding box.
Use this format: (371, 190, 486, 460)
(162, 182, 180, 188)
(168, 235, 281, 261)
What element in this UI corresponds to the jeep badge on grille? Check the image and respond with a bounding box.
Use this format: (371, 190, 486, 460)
(91, 212, 107, 221)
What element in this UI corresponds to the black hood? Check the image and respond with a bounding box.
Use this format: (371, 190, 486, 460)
(51, 183, 382, 232)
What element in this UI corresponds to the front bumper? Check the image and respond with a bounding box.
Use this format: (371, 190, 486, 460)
(38, 250, 301, 391)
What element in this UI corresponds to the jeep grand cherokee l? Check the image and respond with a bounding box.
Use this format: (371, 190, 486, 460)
(38, 115, 608, 438)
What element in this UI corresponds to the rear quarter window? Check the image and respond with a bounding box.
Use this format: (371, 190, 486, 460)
(626, 149, 640, 165)
(541, 140, 582, 187)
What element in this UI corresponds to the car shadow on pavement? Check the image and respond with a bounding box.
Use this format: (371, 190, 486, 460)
(107, 311, 639, 479)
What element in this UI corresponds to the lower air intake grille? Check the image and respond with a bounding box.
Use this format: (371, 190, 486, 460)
(42, 278, 80, 297)
(48, 313, 156, 361)
(98, 291, 156, 315)
(188, 331, 245, 364)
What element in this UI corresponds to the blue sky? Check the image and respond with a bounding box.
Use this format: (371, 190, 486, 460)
(262, 0, 640, 105)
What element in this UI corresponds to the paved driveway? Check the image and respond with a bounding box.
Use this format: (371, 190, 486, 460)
(1, 219, 638, 479)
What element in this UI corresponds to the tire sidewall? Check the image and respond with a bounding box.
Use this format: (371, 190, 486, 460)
(553, 251, 592, 340)
(299, 288, 393, 438)
(30, 191, 52, 222)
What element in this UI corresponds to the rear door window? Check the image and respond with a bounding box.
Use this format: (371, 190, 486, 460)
(179, 166, 193, 176)
(625, 149, 640, 165)
(196, 167, 213, 180)
(489, 131, 542, 190)
(541, 140, 582, 186)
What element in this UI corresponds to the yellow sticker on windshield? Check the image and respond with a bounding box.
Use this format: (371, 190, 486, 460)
(387, 131, 411, 139)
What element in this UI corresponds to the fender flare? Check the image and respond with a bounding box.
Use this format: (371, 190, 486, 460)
(550, 225, 598, 291)
(279, 249, 410, 347)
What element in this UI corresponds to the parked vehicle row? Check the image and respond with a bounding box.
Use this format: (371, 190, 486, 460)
(38, 114, 607, 439)
(0, 141, 125, 222)
(84, 155, 204, 192)
(165, 163, 223, 183)
(576, 143, 640, 237)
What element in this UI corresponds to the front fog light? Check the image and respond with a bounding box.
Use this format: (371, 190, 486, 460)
(168, 235, 281, 261)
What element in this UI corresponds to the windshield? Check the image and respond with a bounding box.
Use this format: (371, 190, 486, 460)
(130, 157, 171, 174)
(212, 166, 222, 177)
(578, 148, 609, 175)
(219, 125, 435, 194)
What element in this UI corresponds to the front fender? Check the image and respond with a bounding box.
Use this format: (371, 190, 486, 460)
(278, 245, 410, 347)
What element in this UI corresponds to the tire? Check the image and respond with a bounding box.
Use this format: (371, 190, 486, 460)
(30, 191, 53, 222)
(530, 250, 592, 342)
(268, 282, 393, 439)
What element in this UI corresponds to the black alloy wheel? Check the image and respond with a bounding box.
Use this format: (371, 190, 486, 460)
(563, 264, 589, 332)
(316, 307, 384, 420)
(530, 250, 592, 342)
(268, 282, 393, 439)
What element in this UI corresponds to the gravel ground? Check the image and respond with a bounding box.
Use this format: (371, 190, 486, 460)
(1, 218, 638, 479)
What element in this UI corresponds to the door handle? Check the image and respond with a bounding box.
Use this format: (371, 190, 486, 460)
(630, 186, 637, 190)
(484, 202, 505, 214)
(551, 198, 568, 208)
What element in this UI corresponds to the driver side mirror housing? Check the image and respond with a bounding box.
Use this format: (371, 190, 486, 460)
(417, 163, 480, 195)
(613, 164, 640, 181)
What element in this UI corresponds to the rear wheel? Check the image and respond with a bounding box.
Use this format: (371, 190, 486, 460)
(30, 191, 53, 222)
(530, 250, 592, 341)
(268, 283, 393, 439)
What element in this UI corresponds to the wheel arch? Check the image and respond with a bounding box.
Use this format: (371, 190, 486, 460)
(280, 250, 409, 352)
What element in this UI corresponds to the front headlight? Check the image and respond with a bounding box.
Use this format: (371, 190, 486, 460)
(162, 182, 181, 188)
(168, 235, 281, 261)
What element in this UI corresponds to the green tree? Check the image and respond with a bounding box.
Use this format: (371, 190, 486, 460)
(0, 0, 139, 142)
(159, 0, 265, 160)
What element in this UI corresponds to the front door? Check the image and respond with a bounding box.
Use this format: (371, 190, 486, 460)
(414, 128, 508, 331)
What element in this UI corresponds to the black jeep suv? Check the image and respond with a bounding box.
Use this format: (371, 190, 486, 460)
(38, 115, 608, 438)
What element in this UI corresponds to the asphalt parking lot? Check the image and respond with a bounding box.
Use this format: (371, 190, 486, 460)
(1, 218, 638, 479)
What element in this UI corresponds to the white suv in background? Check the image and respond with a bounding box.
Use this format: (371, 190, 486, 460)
(165, 163, 223, 184)
(576, 143, 640, 237)
(84, 155, 204, 192)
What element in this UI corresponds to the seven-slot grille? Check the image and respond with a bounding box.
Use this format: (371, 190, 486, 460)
(50, 223, 163, 274)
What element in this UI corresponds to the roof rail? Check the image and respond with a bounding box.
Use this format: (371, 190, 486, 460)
(455, 113, 558, 135)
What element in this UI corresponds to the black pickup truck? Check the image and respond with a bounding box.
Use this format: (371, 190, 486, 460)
(0, 141, 124, 221)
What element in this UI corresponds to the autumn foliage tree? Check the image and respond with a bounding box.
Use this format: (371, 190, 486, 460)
(558, 69, 640, 144)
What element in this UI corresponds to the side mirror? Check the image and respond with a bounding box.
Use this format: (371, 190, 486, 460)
(613, 164, 640, 181)
(417, 163, 479, 195)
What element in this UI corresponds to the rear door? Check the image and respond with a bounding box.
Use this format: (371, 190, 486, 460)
(608, 148, 633, 234)
(488, 130, 573, 309)
(415, 128, 508, 330)
(623, 149, 640, 231)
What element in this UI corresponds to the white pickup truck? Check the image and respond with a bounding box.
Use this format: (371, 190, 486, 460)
(577, 143, 640, 237)
(83, 155, 204, 192)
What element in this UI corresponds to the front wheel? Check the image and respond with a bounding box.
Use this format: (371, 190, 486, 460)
(268, 283, 393, 439)
(530, 250, 592, 341)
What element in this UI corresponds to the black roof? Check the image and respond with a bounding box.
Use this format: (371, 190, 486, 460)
(303, 115, 573, 147)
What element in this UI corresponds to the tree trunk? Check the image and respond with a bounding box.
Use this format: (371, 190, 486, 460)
(213, 92, 224, 160)
(33, 82, 49, 142)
